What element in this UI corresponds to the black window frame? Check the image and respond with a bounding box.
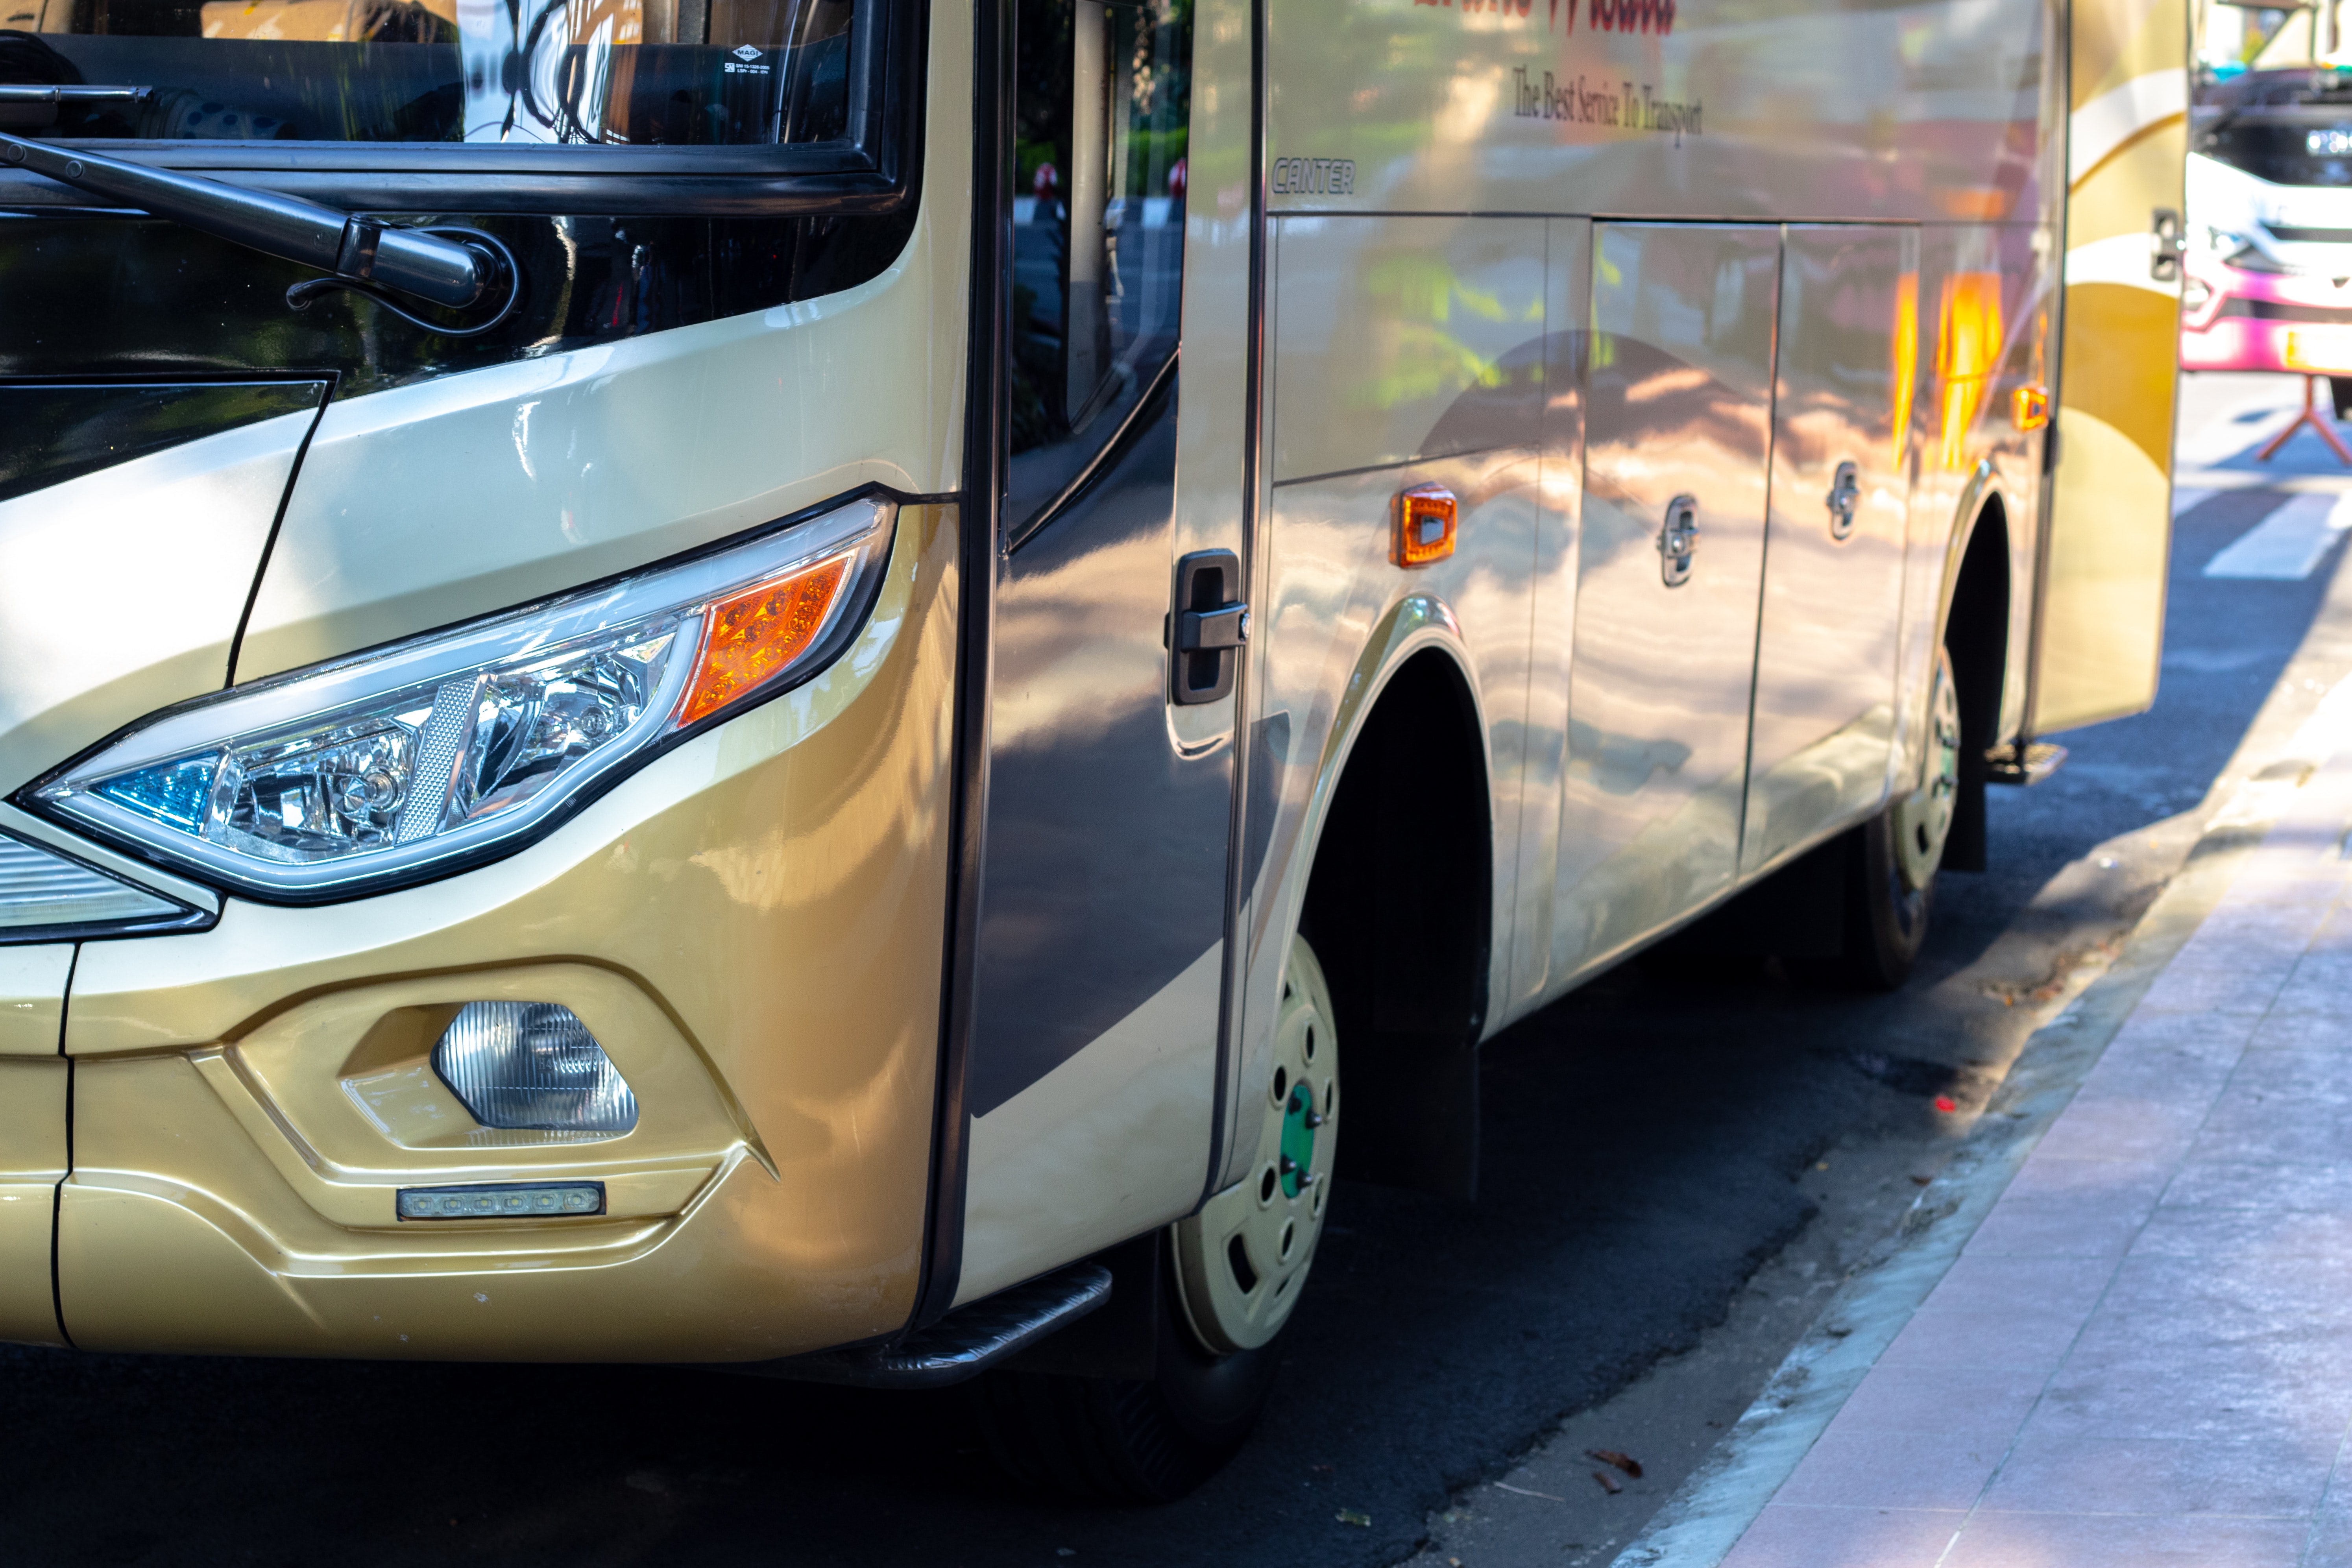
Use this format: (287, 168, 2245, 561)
(0, 0, 922, 214)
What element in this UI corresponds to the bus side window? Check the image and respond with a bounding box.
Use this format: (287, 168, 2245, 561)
(1007, 0, 1191, 534)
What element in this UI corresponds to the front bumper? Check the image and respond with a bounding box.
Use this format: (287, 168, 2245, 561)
(16, 506, 958, 1362)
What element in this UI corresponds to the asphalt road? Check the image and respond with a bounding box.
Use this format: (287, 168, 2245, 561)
(7, 374, 2340, 1568)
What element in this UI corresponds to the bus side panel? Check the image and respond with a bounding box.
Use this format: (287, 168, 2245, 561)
(1503, 217, 1589, 1021)
(1261, 0, 2049, 227)
(2031, 0, 2187, 735)
(1225, 214, 1546, 1190)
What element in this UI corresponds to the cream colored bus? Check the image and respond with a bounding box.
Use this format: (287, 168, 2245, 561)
(0, 0, 2180, 1500)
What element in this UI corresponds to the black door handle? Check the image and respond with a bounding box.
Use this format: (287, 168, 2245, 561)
(1178, 602, 1249, 652)
(1170, 549, 1246, 704)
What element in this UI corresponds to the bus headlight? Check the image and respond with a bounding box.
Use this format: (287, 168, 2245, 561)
(23, 494, 894, 901)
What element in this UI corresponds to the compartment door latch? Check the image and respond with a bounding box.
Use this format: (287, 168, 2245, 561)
(1657, 494, 1700, 587)
(1169, 548, 1247, 705)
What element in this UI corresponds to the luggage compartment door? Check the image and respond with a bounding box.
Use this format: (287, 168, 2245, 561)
(2032, 0, 2188, 733)
(1558, 224, 1780, 972)
(1742, 226, 1920, 874)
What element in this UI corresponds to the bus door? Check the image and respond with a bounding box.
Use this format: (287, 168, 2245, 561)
(954, 0, 1238, 1302)
(1742, 227, 1920, 873)
(0, 948, 67, 1346)
(2031, 0, 2187, 733)
(1558, 224, 1780, 972)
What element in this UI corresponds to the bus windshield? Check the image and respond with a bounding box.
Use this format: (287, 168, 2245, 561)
(0, 0, 855, 147)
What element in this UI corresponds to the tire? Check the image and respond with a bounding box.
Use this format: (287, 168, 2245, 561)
(1834, 642, 1960, 990)
(968, 935, 1340, 1502)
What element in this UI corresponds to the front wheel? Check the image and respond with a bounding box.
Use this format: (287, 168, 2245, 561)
(1171, 935, 1339, 1352)
(969, 935, 1341, 1502)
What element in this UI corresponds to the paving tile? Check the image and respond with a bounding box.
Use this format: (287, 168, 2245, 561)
(1876, 1301, 2094, 1375)
(2090, 1253, 2352, 1336)
(2277, 812, 2352, 844)
(2265, 794, 2352, 845)
(1825, 1365, 2048, 1440)
(2223, 865, 2346, 909)
(1968, 1158, 2165, 1258)
(2193, 1056, 2352, 1164)
(2136, 958, 2302, 1015)
(2134, 908, 2322, 1016)
(2068, 1048, 2239, 1115)
(1720, 1504, 1962, 1568)
(2093, 1009, 2262, 1070)
(2301, 899, 2352, 952)
(2175, 905, 2332, 961)
(2271, 954, 2352, 1015)
(2002, 1154, 2175, 1203)
(2230, 833, 2342, 879)
(2210, 1046, 2352, 1104)
(2131, 1202, 2352, 1263)
(2244, 1010, 2352, 1050)
(1941, 1509, 2310, 1567)
(2166, 1159, 2352, 1210)
(1921, 1254, 2121, 1318)
(2299, 1474, 2352, 1568)
(1977, 1426, 2335, 1518)
(2030, 1095, 2209, 1164)
(2030, 1349, 2352, 1444)
(1774, 1423, 2007, 1509)
(1965, 1193, 2152, 1260)
(2055, 1321, 2352, 1404)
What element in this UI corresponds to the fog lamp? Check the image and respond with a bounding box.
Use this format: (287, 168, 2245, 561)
(397, 1182, 604, 1220)
(432, 1002, 639, 1133)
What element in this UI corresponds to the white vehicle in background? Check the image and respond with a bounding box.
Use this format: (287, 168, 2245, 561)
(2184, 68, 2352, 405)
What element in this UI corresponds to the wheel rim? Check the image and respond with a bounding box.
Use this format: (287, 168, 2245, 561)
(1172, 935, 1340, 1354)
(1896, 646, 1960, 893)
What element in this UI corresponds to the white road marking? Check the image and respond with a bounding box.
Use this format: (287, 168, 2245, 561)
(2205, 492, 2352, 580)
(2173, 486, 2217, 517)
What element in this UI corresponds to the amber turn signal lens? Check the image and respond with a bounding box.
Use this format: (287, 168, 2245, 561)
(1395, 484, 1458, 568)
(2012, 384, 2051, 432)
(678, 553, 851, 724)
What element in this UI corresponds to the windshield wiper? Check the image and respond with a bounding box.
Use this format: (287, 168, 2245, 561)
(0, 122, 520, 336)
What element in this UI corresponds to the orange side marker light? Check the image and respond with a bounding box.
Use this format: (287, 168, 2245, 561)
(2012, 384, 2050, 432)
(1395, 484, 1458, 568)
(678, 553, 851, 725)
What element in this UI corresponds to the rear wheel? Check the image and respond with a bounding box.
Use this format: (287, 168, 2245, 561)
(969, 935, 1341, 1501)
(1836, 643, 1960, 989)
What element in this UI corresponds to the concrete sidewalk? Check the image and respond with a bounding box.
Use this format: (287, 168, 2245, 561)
(1714, 736, 2352, 1565)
